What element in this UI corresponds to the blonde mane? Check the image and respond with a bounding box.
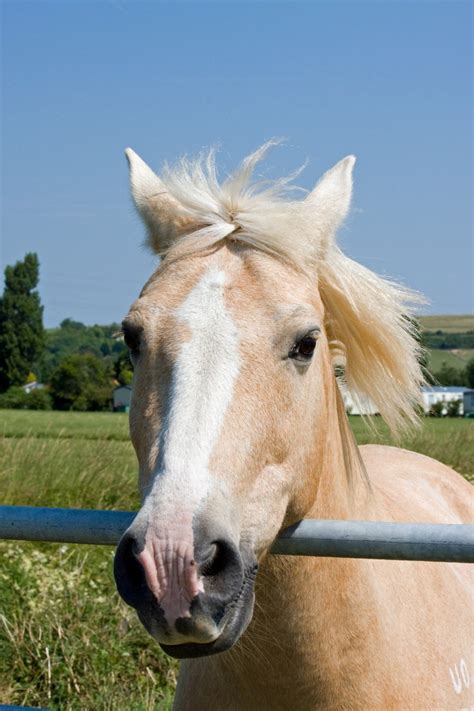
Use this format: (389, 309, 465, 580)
(133, 142, 425, 435)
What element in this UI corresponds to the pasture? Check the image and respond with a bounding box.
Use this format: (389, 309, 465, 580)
(427, 347, 474, 373)
(0, 410, 472, 710)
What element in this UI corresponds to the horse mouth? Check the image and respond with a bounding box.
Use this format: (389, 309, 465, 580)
(160, 565, 257, 659)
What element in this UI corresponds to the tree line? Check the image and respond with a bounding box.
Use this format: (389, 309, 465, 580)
(422, 331, 474, 350)
(0, 254, 132, 411)
(0, 253, 473, 412)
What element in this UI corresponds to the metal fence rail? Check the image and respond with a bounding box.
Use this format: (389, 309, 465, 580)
(1, 505, 473, 563)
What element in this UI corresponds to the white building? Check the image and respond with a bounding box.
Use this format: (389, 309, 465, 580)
(113, 385, 132, 412)
(421, 386, 474, 416)
(338, 382, 379, 416)
(464, 390, 474, 416)
(340, 383, 474, 417)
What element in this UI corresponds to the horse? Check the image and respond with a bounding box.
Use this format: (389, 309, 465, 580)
(113, 142, 473, 710)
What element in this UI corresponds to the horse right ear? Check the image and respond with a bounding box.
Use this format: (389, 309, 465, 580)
(125, 148, 197, 255)
(303, 155, 356, 259)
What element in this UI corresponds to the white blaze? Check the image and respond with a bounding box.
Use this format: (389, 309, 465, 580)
(138, 267, 241, 629)
(161, 267, 240, 483)
(148, 266, 240, 520)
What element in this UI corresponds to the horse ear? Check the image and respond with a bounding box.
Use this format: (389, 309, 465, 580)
(125, 148, 197, 254)
(304, 156, 356, 254)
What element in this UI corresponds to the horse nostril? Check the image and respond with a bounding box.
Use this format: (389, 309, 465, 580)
(199, 543, 217, 576)
(114, 533, 148, 607)
(199, 539, 237, 579)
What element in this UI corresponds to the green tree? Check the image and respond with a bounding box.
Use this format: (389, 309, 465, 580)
(114, 349, 133, 386)
(446, 399, 461, 417)
(429, 401, 445, 417)
(408, 317, 429, 370)
(464, 359, 474, 389)
(0, 386, 52, 410)
(0, 253, 45, 392)
(50, 353, 114, 411)
(433, 361, 463, 387)
(42, 319, 124, 382)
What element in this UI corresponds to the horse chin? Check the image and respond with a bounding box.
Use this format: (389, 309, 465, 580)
(160, 584, 256, 659)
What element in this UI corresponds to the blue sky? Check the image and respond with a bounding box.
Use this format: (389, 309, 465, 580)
(2, 0, 472, 327)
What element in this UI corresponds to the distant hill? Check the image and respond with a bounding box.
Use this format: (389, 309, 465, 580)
(427, 348, 474, 373)
(418, 314, 474, 333)
(414, 314, 474, 379)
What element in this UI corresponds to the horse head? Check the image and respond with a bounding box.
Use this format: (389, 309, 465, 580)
(114, 143, 423, 658)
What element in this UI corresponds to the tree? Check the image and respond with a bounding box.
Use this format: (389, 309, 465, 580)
(0, 386, 52, 410)
(42, 318, 124, 382)
(114, 349, 133, 386)
(464, 359, 474, 389)
(0, 253, 45, 392)
(429, 401, 445, 417)
(49, 353, 114, 411)
(408, 317, 430, 373)
(433, 361, 463, 387)
(446, 399, 461, 417)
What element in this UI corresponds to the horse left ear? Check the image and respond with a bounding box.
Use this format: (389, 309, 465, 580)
(125, 148, 198, 255)
(304, 156, 356, 251)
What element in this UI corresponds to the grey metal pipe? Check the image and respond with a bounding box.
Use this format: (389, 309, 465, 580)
(272, 519, 474, 562)
(0, 505, 473, 563)
(0, 506, 133, 546)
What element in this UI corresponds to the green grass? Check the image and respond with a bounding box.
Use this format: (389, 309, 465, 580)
(414, 314, 474, 375)
(427, 348, 474, 373)
(349, 416, 473, 482)
(0, 410, 473, 709)
(0, 411, 175, 710)
(418, 314, 474, 333)
(0, 410, 131, 443)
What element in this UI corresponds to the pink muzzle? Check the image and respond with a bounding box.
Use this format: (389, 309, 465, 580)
(136, 537, 204, 625)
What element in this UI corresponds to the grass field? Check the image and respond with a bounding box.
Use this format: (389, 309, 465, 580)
(413, 314, 474, 375)
(427, 347, 474, 373)
(418, 314, 474, 333)
(1, 410, 473, 710)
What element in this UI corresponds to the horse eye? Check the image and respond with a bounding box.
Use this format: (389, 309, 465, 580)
(289, 334, 317, 362)
(122, 323, 142, 356)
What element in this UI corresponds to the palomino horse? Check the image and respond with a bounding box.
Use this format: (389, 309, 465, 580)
(114, 143, 473, 710)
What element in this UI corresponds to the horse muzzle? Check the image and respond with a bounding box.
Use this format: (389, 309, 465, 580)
(113, 522, 258, 658)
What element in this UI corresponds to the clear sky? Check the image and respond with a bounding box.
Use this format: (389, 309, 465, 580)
(2, 0, 472, 327)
